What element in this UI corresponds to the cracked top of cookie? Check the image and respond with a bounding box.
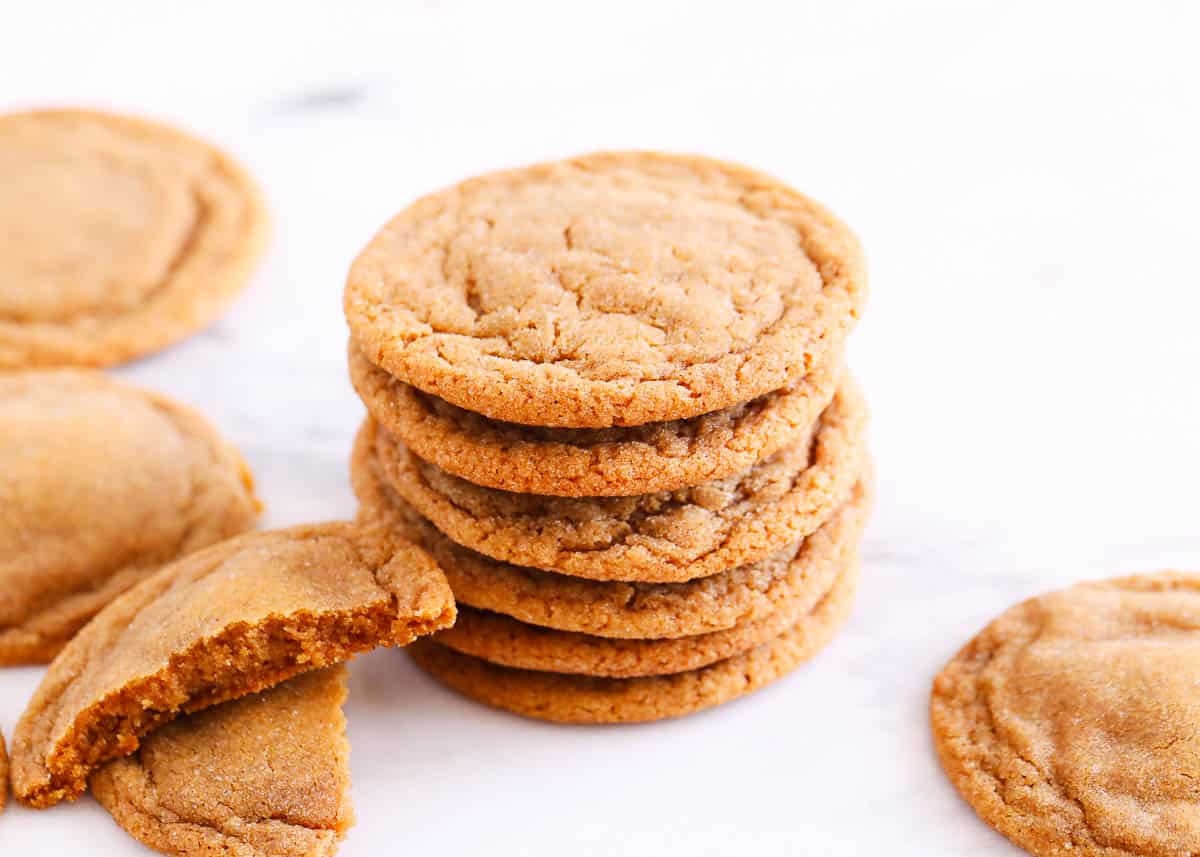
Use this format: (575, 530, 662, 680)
(345, 151, 865, 428)
(932, 573, 1200, 857)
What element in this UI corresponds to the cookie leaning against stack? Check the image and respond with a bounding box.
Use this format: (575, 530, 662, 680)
(345, 151, 871, 723)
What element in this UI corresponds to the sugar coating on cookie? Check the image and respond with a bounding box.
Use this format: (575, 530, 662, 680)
(11, 522, 455, 808)
(437, 556, 856, 678)
(345, 151, 865, 428)
(932, 572, 1200, 857)
(0, 109, 268, 368)
(410, 558, 858, 724)
(367, 379, 866, 583)
(92, 667, 353, 857)
(352, 421, 871, 639)
(349, 341, 843, 497)
(0, 370, 260, 665)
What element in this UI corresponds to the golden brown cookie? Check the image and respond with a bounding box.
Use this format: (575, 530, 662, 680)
(438, 557, 856, 678)
(345, 151, 865, 428)
(349, 341, 842, 497)
(1, 370, 260, 665)
(367, 380, 865, 583)
(0, 727, 7, 815)
(932, 572, 1200, 857)
(410, 558, 858, 724)
(92, 667, 352, 857)
(0, 109, 268, 368)
(11, 522, 455, 808)
(353, 421, 870, 638)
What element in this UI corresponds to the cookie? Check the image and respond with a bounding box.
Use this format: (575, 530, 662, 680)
(410, 557, 858, 724)
(92, 667, 352, 857)
(438, 556, 856, 678)
(932, 572, 1200, 857)
(353, 421, 871, 638)
(0, 109, 268, 368)
(345, 151, 866, 428)
(349, 341, 842, 497)
(1, 370, 261, 665)
(368, 379, 864, 583)
(11, 521, 455, 808)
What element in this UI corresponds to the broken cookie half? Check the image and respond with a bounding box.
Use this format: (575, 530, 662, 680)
(92, 667, 352, 857)
(11, 521, 455, 808)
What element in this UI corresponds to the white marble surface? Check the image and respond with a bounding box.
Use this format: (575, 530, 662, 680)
(3, 2, 1200, 854)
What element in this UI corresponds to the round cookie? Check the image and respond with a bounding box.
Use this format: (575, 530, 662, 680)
(11, 521, 455, 808)
(0, 728, 7, 815)
(932, 572, 1200, 857)
(92, 667, 353, 857)
(352, 421, 871, 638)
(0, 370, 261, 665)
(438, 557, 856, 678)
(349, 341, 842, 497)
(345, 151, 866, 428)
(0, 109, 267, 368)
(369, 379, 865, 583)
(410, 559, 859, 724)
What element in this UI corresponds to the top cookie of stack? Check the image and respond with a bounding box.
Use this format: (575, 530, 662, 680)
(346, 151, 865, 497)
(345, 152, 869, 722)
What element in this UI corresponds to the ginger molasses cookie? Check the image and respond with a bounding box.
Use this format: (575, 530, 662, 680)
(0, 109, 268, 368)
(12, 522, 455, 808)
(349, 342, 842, 497)
(1, 370, 260, 665)
(437, 558, 856, 678)
(352, 421, 871, 639)
(369, 380, 866, 583)
(932, 572, 1200, 857)
(92, 667, 353, 857)
(345, 151, 865, 428)
(410, 559, 859, 724)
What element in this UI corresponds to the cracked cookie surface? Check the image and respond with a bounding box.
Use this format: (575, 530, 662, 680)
(349, 341, 842, 496)
(1, 370, 260, 665)
(345, 151, 865, 428)
(11, 522, 454, 808)
(932, 572, 1200, 857)
(0, 109, 268, 368)
(353, 421, 870, 638)
(368, 379, 866, 582)
(92, 667, 353, 857)
(410, 558, 858, 724)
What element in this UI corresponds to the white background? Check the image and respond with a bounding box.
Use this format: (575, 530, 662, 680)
(3, 1, 1200, 854)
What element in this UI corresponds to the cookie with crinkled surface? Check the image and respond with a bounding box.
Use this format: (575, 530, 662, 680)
(1, 370, 260, 665)
(11, 522, 455, 808)
(367, 379, 865, 583)
(932, 572, 1200, 857)
(352, 416, 870, 637)
(92, 667, 352, 857)
(0, 109, 267, 368)
(349, 341, 842, 497)
(438, 556, 856, 678)
(345, 151, 865, 428)
(410, 558, 858, 724)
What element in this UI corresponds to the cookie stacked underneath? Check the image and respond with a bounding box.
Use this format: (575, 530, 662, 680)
(345, 151, 871, 723)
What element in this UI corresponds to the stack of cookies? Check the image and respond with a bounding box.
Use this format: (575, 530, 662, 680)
(345, 152, 871, 723)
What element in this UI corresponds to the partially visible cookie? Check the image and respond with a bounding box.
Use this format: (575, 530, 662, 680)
(1, 370, 261, 665)
(932, 572, 1200, 857)
(92, 667, 353, 857)
(0, 109, 268, 368)
(345, 151, 865, 428)
(410, 559, 858, 724)
(12, 522, 455, 808)
(353, 421, 871, 639)
(367, 379, 865, 583)
(349, 342, 842, 497)
(438, 557, 856, 678)
(0, 728, 7, 815)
